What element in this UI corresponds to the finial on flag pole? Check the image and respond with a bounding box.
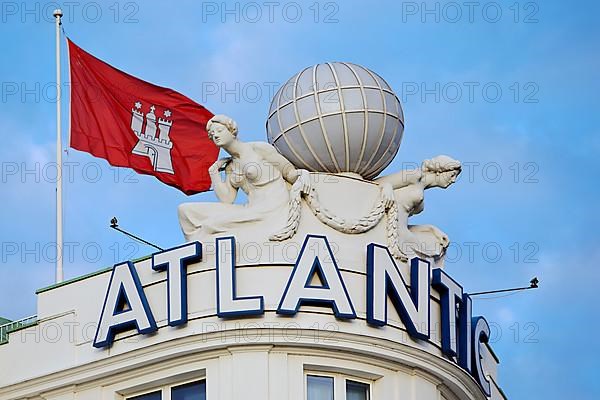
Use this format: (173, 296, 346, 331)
(53, 8, 63, 283)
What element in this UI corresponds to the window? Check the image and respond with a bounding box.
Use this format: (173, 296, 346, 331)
(306, 374, 370, 400)
(172, 381, 206, 400)
(127, 380, 205, 400)
(346, 380, 370, 400)
(129, 392, 161, 400)
(307, 375, 334, 400)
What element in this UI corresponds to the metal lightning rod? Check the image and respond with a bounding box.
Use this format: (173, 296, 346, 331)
(109, 217, 164, 251)
(470, 277, 539, 296)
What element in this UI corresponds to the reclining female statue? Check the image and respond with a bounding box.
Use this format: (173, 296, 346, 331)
(376, 155, 462, 263)
(178, 115, 309, 240)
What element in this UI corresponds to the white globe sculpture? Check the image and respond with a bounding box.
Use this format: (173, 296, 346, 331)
(266, 62, 404, 180)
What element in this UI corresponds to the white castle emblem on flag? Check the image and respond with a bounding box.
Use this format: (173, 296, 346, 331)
(130, 101, 175, 174)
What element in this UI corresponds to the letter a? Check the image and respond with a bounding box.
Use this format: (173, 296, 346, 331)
(94, 261, 157, 348)
(278, 235, 356, 318)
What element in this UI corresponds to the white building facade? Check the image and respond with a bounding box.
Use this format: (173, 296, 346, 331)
(0, 175, 506, 400)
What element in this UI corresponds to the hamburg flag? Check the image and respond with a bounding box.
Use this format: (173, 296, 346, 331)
(67, 39, 218, 194)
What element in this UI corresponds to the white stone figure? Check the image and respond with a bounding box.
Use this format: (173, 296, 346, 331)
(375, 155, 462, 265)
(262, 63, 466, 266)
(178, 115, 310, 241)
(177, 62, 462, 268)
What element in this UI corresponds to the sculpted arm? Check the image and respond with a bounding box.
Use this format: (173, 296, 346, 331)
(209, 158, 238, 204)
(374, 168, 423, 189)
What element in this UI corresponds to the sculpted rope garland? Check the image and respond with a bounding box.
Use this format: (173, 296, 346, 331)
(270, 175, 407, 261)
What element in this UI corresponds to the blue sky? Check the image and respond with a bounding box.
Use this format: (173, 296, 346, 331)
(1, 0, 599, 397)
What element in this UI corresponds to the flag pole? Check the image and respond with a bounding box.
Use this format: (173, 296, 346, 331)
(53, 8, 64, 283)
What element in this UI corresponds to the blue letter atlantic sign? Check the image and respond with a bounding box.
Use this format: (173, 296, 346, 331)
(93, 235, 494, 395)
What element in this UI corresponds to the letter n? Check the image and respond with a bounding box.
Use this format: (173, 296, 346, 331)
(366, 244, 430, 340)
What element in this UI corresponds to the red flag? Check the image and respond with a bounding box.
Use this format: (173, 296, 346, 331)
(67, 39, 218, 195)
